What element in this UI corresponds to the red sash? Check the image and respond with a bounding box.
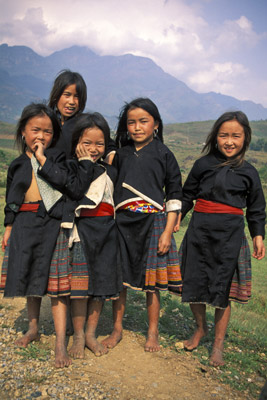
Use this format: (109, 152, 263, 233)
(194, 199, 243, 215)
(80, 202, 114, 217)
(19, 203, 40, 212)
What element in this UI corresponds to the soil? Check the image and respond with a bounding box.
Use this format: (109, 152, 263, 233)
(0, 295, 247, 400)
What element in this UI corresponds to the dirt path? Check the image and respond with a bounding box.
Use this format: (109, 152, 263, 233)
(0, 295, 248, 400)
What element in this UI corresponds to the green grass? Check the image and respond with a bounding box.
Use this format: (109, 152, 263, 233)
(15, 343, 50, 362)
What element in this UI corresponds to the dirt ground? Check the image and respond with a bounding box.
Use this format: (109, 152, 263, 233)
(0, 295, 250, 400)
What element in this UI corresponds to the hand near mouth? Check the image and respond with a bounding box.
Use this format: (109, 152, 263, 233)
(34, 142, 46, 166)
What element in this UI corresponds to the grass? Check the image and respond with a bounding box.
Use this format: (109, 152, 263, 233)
(15, 343, 50, 362)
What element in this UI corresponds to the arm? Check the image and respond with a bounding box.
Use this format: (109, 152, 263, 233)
(158, 211, 177, 255)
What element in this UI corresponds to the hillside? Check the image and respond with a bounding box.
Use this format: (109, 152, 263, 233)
(1, 43, 267, 124)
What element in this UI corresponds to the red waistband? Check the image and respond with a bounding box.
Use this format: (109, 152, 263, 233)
(19, 203, 40, 212)
(194, 199, 243, 215)
(80, 202, 114, 217)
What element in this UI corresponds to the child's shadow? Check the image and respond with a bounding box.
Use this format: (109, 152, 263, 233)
(13, 296, 55, 336)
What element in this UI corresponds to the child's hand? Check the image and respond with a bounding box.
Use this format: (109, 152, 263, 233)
(173, 213, 181, 232)
(158, 231, 171, 255)
(252, 235, 265, 260)
(76, 143, 94, 161)
(2, 225, 12, 251)
(34, 142, 46, 166)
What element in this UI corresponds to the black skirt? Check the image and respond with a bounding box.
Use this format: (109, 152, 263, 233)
(181, 211, 244, 309)
(76, 216, 123, 298)
(2, 209, 61, 297)
(116, 210, 155, 289)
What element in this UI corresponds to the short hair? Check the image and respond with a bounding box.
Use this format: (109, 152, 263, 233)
(16, 103, 61, 153)
(203, 111, 251, 166)
(115, 97, 163, 147)
(48, 69, 87, 114)
(71, 112, 110, 158)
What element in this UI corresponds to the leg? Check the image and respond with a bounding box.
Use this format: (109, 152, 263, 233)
(68, 298, 87, 359)
(85, 298, 108, 356)
(51, 297, 72, 368)
(210, 303, 231, 366)
(66, 296, 74, 336)
(184, 304, 208, 350)
(145, 290, 161, 352)
(102, 288, 127, 349)
(15, 296, 41, 347)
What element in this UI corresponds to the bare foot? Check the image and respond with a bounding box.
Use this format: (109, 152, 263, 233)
(101, 328, 122, 349)
(15, 330, 40, 348)
(55, 342, 72, 368)
(183, 326, 208, 351)
(69, 333, 85, 359)
(145, 332, 161, 352)
(85, 334, 109, 357)
(210, 340, 225, 367)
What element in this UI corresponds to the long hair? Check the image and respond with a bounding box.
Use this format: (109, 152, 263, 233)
(71, 112, 110, 158)
(202, 111, 251, 167)
(115, 97, 163, 147)
(48, 69, 87, 115)
(15, 103, 61, 153)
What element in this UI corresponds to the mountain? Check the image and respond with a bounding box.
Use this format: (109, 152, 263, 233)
(1, 43, 267, 125)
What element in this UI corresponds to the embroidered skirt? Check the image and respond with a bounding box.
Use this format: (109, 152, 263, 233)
(47, 217, 122, 300)
(116, 210, 182, 292)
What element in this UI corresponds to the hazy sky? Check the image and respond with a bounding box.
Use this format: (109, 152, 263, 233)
(1, 0, 267, 107)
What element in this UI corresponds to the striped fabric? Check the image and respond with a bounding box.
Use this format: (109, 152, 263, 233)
(47, 229, 89, 298)
(144, 213, 182, 293)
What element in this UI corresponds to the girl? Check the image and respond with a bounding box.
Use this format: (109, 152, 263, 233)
(49, 69, 116, 163)
(179, 111, 265, 366)
(102, 98, 182, 352)
(0, 103, 64, 350)
(38, 112, 122, 362)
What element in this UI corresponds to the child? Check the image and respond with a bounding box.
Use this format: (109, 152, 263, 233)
(102, 98, 183, 352)
(38, 112, 122, 361)
(179, 111, 265, 366)
(0, 103, 64, 350)
(49, 69, 116, 163)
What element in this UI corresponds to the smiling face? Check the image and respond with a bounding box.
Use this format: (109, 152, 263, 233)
(22, 114, 53, 157)
(57, 84, 79, 123)
(127, 107, 159, 150)
(217, 119, 245, 160)
(79, 127, 105, 162)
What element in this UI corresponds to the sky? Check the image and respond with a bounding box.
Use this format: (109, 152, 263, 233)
(0, 0, 267, 107)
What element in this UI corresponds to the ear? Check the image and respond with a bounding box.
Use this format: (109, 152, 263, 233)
(154, 120, 159, 130)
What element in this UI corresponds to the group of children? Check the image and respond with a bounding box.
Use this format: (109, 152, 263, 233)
(0, 70, 265, 369)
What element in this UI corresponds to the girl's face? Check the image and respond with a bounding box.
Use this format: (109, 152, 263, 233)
(22, 115, 53, 156)
(78, 127, 105, 162)
(217, 120, 245, 160)
(57, 84, 79, 123)
(127, 107, 159, 150)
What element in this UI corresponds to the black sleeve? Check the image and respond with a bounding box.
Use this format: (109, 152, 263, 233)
(181, 160, 201, 217)
(246, 169, 266, 239)
(38, 153, 95, 201)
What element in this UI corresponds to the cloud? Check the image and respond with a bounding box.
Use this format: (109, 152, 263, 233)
(0, 0, 267, 106)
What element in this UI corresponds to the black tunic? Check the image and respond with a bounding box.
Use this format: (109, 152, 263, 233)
(181, 152, 266, 308)
(2, 149, 66, 297)
(113, 139, 182, 289)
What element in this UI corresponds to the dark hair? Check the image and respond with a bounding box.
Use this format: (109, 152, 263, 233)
(15, 103, 61, 153)
(48, 69, 87, 115)
(71, 112, 110, 158)
(115, 97, 163, 147)
(202, 111, 251, 167)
